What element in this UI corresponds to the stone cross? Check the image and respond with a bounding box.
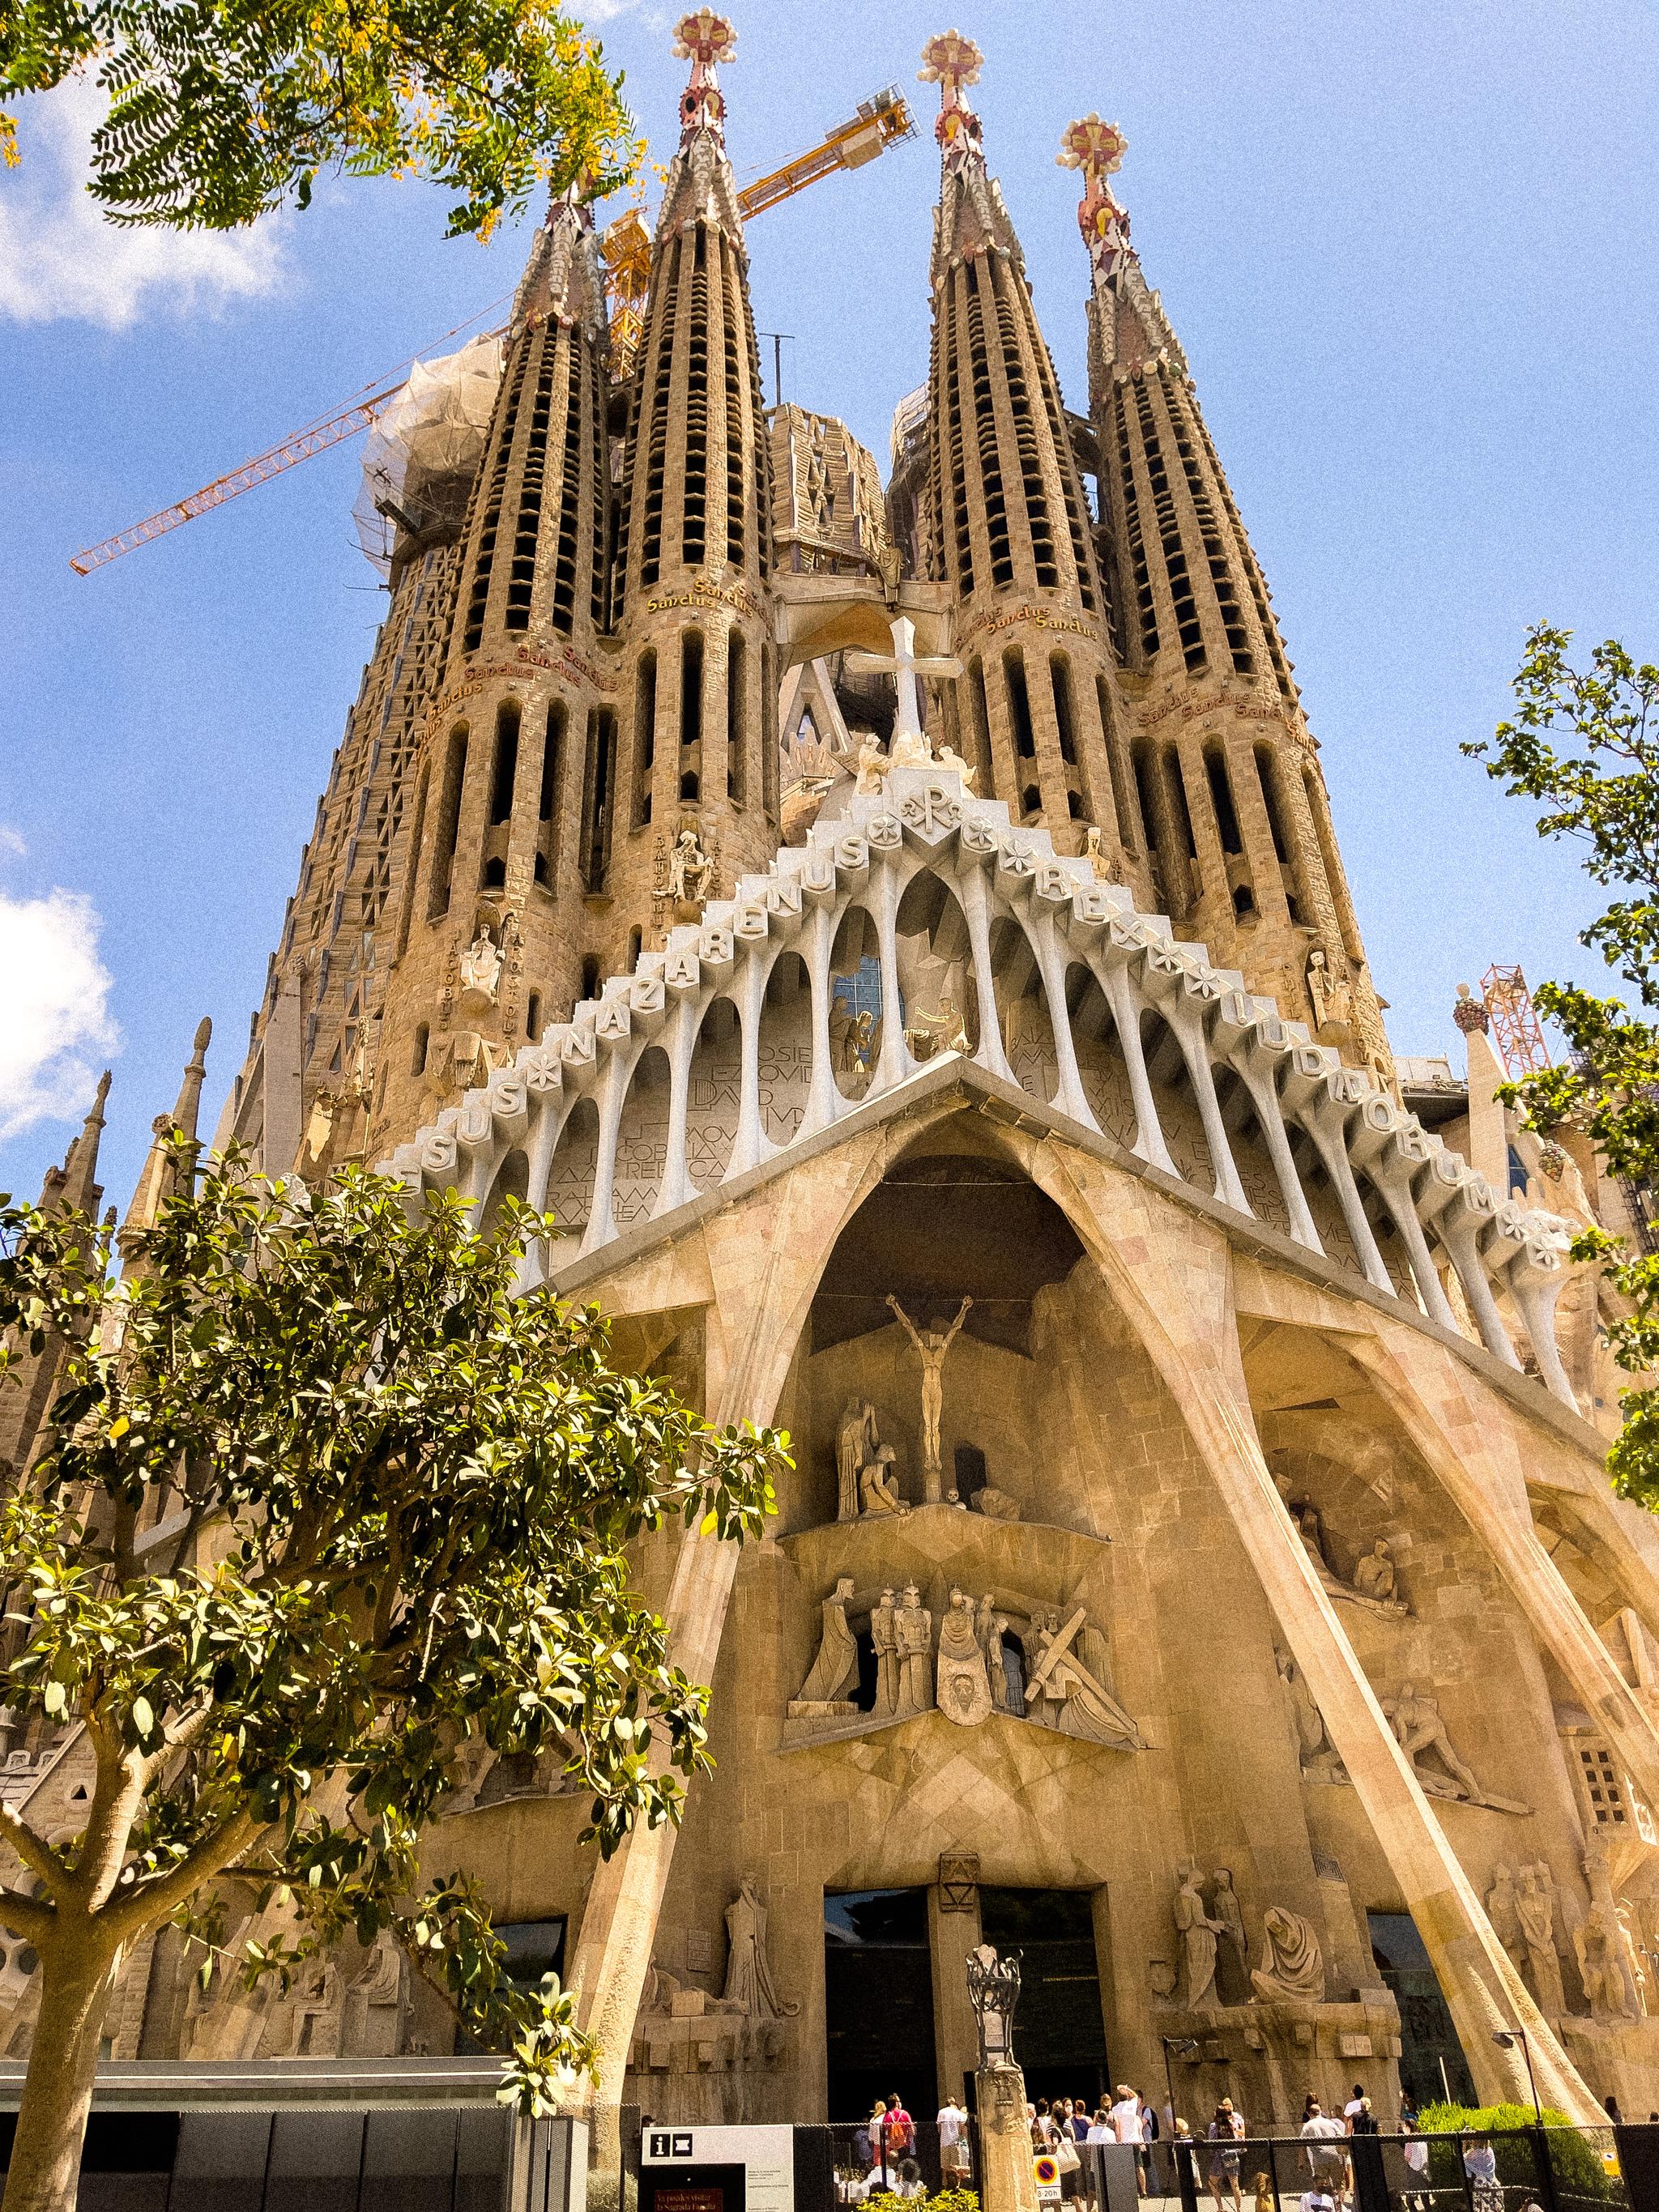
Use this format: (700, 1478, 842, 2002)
(847, 616, 962, 748)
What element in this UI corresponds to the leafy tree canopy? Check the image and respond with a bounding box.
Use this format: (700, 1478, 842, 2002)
(0, 0, 641, 236)
(1465, 624, 1659, 1503)
(0, 1144, 784, 2212)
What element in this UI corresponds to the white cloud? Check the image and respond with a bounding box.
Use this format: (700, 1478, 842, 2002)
(0, 76, 288, 330)
(0, 873, 119, 1142)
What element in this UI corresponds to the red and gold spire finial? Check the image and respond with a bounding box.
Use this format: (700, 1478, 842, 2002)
(674, 11, 737, 147)
(919, 30, 985, 172)
(1058, 114, 1131, 281)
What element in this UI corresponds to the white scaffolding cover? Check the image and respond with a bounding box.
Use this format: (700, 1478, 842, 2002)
(354, 335, 505, 573)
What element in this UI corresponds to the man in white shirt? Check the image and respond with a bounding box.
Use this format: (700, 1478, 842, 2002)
(1111, 2088, 1147, 2198)
(1341, 2085, 1366, 2133)
(1300, 2101, 1349, 2196)
(938, 2095, 969, 2178)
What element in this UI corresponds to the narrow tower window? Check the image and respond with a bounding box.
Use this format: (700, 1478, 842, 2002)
(1204, 746, 1243, 855)
(681, 631, 705, 754)
(426, 722, 468, 920)
(489, 701, 520, 824)
(551, 330, 583, 635)
(505, 328, 554, 633)
(968, 659, 993, 783)
(1098, 675, 1141, 850)
(1004, 650, 1036, 761)
(1166, 747, 1198, 857)
(634, 649, 658, 828)
(535, 699, 564, 888)
(411, 1022, 429, 1076)
(727, 629, 747, 803)
(1050, 654, 1077, 765)
(580, 706, 616, 893)
(526, 991, 542, 1040)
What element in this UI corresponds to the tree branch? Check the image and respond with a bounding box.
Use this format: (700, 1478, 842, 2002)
(102, 1807, 266, 1946)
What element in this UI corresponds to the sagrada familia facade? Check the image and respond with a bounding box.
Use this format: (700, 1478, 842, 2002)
(15, 6, 1659, 2141)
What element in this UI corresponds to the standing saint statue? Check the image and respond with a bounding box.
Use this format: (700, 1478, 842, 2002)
(1174, 1859, 1226, 2012)
(871, 1588, 902, 1719)
(836, 1397, 878, 1523)
(723, 1875, 799, 2019)
(794, 1577, 859, 1707)
(895, 1583, 935, 1715)
(885, 1294, 972, 1497)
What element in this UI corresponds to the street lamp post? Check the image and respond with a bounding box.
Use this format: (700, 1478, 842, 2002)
(1492, 2028, 1542, 2127)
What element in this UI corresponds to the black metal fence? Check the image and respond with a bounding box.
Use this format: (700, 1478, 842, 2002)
(820, 2119, 962, 2199)
(1158, 2129, 1631, 2212)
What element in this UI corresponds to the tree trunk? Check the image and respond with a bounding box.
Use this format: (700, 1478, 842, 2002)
(2, 1940, 122, 2212)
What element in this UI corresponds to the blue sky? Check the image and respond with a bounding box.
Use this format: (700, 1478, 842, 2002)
(2, 0, 1657, 1216)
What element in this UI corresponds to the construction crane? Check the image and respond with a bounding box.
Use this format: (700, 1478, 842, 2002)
(70, 87, 917, 578)
(1480, 963, 1553, 1077)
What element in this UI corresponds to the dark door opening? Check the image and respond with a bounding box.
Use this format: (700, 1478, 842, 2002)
(825, 1888, 938, 2125)
(979, 1886, 1108, 2110)
(1367, 1911, 1477, 2109)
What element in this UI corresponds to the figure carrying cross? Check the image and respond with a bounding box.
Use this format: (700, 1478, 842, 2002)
(846, 616, 963, 771)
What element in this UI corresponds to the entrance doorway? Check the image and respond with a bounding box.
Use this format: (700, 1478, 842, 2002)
(825, 1889, 938, 2122)
(979, 1888, 1108, 2110)
(1367, 1912, 1477, 2109)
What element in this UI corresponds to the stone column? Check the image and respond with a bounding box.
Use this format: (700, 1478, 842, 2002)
(976, 2065, 1040, 2212)
(929, 1882, 984, 2109)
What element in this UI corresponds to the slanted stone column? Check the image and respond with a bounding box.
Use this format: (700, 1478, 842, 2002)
(1034, 1141, 1603, 2125)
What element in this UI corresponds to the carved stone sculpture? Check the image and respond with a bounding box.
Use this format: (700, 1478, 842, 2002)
(1174, 1858, 1225, 2012)
(836, 1397, 878, 1523)
(971, 1485, 1021, 1522)
(666, 826, 713, 904)
(1384, 1683, 1525, 1810)
(1275, 1650, 1347, 1782)
(723, 1876, 799, 2020)
(791, 1576, 859, 1714)
(1306, 948, 1352, 1035)
(1211, 1869, 1248, 1978)
(1486, 1864, 1525, 1962)
(1026, 1608, 1145, 1749)
(936, 1587, 993, 1726)
(1516, 1863, 1567, 2019)
(1583, 1842, 1642, 2019)
(935, 742, 978, 792)
(1249, 1907, 1325, 2005)
(886, 1294, 972, 1492)
(854, 733, 888, 795)
(859, 1444, 906, 1516)
(871, 1588, 902, 1718)
(1273, 1472, 1408, 1618)
(896, 1583, 935, 1713)
(1351, 1539, 1408, 1613)
(343, 1932, 407, 2057)
(458, 929, 503, 1005)
(975, 1593, 1013, 1713)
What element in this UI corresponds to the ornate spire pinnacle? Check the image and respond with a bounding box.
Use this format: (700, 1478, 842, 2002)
(1057, 115, 1131, 283)
(674, 11, 736, 148)
(919, 29, 984, 173)
(511, 177, 608, 340)
(172, 1015, 212, 1143)
(121, 1016, 213, 1251)
(655, 11, 744, 244)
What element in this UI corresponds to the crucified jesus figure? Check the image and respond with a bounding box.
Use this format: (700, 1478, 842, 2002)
(886, 1294, 971, 1498)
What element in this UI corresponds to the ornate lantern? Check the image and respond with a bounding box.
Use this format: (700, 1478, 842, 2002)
(966, 1941, 1022, 2068)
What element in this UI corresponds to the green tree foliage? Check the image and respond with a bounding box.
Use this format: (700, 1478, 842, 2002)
(1465, 625, 1659, 1505)
(0, 1144, 785, 2212)
(0, 0, 641, 236)
(1416, 2104, 1614, 2200)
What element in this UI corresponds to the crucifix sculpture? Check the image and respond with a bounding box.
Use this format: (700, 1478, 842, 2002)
(885, 1294, 971, 1500)
(847, 616, 963, 769)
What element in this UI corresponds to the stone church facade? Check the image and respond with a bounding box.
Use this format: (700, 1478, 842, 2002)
(15, 9, 1659, 2145)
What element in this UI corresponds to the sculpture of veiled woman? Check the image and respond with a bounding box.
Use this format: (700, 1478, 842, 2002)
(936, 1588, 992, 1726)
(797, 1577, 859, 1705)
(1249, 1906, 1324, 2004)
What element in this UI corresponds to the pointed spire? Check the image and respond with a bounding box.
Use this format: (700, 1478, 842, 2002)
(920, 31, 1021, 287)
(511, 182, 608, 343)
(121, 1016, 212, 1250)
(1060, 116, 1186, 377)
(655, 11, 744, 242)
(36, 1069, 110, 1218)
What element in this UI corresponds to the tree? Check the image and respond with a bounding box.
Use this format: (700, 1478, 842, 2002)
(0, 1143, 785, 2212)
(0, 0, 640, 237)
(1465, 623, 1659, 1504)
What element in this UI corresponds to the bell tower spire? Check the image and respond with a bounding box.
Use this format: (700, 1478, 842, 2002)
(1067, 119, 1392, 1078)
(919, 35, 1146, 889)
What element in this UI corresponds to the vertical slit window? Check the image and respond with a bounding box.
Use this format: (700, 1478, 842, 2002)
(426, 723, 468, 920)
(411, 1022, 429, 1076)
(991, 264, 1056, 589)
(638, 237, 680, 592)
(722, 252, 747, 567)
(681, 631, 704, 754)
(1098, 676, 1141, 850)
(969, 660, 993, 782)
(396, 766, 429, 956)
(966, 264, 1013, 587)
(581, 708, 616, 893)
(526, 991, 541, 1040)
(634, 649, 658, 828)
(941, 288, 975, 595)
(587, 350, 607, 630)
(761, 641, 779, 823)
(535, 701, 564, 887)
(727, 629, 747, 804)
(1135, 378, 1205, 675)
(1204, 746, 1243, 854)
(504, 328, 555, 633)
(550, 334, 582, 635)
(489, 701, 520, 824)
(1004, 650, 1035, 761)
(1112, 385, 1160, 663)
(1050, 654, 1077, 765)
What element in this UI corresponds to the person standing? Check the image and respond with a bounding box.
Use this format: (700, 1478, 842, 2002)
(1140, 2094, 1162, 2196)
(1206, 2100, 1245, 2212)
(937, 2092, 970, 2184)
(1299, 2099, 1348, 2202)
(885, 2094, 915, 2159)
(1342, 2085, 1366, 2133)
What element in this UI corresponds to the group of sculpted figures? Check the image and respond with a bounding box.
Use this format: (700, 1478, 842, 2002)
(1486, 1843, 1648, 2027)
(834, 1298, 1020, 1520)
(1272, 1468, 1410, 1620)
(789, 1579, 1144, 1750)
(1275, 1651, 1531, 1816)
(1171, 1862, 1326, 2012)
